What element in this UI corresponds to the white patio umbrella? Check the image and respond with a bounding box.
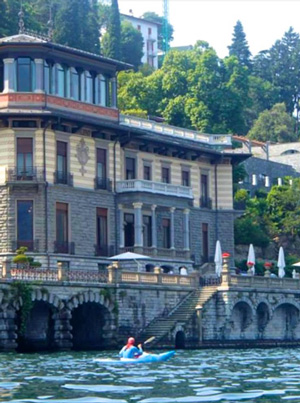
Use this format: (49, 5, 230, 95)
(277, 246, 286, 278)
(247, 244, 256, 274)
(214, 240, 223, 277)
(109, 251, 151, 272)
(108, 252, 151, 260)
(292, 262, 300, 267)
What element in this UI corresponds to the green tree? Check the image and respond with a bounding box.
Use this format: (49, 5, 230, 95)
(142, 11, 174, 51)
(248, 103, 297, 143)
(102, 0, 121, 60)
(120, 21, 143, 70)
(0, 0, 8, 37)
(53, 0, 100, 53)
(228, 20, 252, 70)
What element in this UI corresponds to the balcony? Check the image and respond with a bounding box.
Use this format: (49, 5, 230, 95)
(116, 179, 193, 199)
(94, 177, 112, 191)
(200, 196, 212, 209)
(94, 244, 115, 257)
(120, 115, 232, 147)
(6, 166, 44, 184)
(54, 171, 73, 186)
(54, 241, 75, 254)
(119, 246, 190, 260)
(11, 239, 39, 253)
(0, 93, 119, 123)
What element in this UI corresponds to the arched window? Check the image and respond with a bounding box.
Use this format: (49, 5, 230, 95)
(70, 67, 79, 100)
(0, 60, 3, 93)
(95, 74, 107, 106)
(44, 61, 52, 94)
(81, 70, 93, 103)
(16, 57, 34, 92)
(54, 63, 66, 97)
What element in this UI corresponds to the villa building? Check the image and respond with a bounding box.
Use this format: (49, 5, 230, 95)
(0, 31, 247, 274)
(121, 14, 159, 69)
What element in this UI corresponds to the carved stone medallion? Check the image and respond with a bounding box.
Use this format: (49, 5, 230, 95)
(76, 138, 89, 176)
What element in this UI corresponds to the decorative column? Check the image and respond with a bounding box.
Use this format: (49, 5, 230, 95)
(170, 207, 175, 251)
(118, 204, 125, 249)
(183, 209, 190, 251)
(34, 59, 44, 93)
(133, 202, 143, 251)
(3, 58, 15, 93)
(151, 204, 157, 254)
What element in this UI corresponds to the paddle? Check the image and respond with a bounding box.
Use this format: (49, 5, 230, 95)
(144, 336, 155, 345)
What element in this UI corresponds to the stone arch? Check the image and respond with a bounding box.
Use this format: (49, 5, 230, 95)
(161, 265, 174, 274)
(145, 264, 155, 273)
(13, 289, 63, 353)
(256, 301, 271, 338)
(264, 301, 300, 340)
(228, 300, 255, 340)
(175, 330, 185, 349)
(68, 290, 116, 350)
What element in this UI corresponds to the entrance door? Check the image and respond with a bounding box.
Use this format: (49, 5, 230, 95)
(124, 213, 134, 247)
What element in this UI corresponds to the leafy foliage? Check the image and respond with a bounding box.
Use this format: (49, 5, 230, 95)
(11, 282, 33, 336)
(248, 103, 297, 143)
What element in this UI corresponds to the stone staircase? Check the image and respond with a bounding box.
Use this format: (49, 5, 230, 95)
(139, 286, 218, 346)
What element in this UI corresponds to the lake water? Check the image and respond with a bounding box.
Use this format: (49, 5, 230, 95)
(1, 348, 300, 403)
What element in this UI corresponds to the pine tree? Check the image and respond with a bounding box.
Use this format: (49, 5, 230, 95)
(53, 0, 100, 53)
(102, 0, 121, 60)
(228, 20, 252, 70)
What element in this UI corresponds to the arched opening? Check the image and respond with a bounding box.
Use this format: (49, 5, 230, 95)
(71, 302, 111, 350)
(17, 301, 55, 352)
(230, 301, 253, 339)
(146, 264, 155, 273)
(265, 303, 299, 340)
(257, 302, 270, 336)
(179, 266, 188, 275)
(161, 265, 174, 274)
(175, 330, 185, 349)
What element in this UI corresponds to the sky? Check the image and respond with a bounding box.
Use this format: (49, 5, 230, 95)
(118, 0, 300, 58)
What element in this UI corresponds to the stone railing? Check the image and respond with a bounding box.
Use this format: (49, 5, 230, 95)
(120, 115, 232, 147)
(228, 275, 300, 290)
(117, 270, 197, 287)
(116, 179, 193, 199)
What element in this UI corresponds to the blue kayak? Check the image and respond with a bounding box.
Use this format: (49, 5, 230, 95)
(94, 351, 175, 365)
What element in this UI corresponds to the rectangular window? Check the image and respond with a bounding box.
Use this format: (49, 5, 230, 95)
(17, 200, 33, 251)
(182, 170, 190, 187)
(17, 58, 32, 92)
(143, 165, 151, 181)
(137, 25, 141, 31)
(56, 202, 68, 252)
(162, 218, 171, 248)
(148, 27, 152, 35)
(17, 138, 33, 179)
(44, 61, 51, 94)
(96, 208, 108, 256)
(126, 157, 136, 180)
(143, 216, 152, 247)
(55, 64, 65, 97)
(202, 223, 209, 263)
(96, 148, 107, 188)
(201, 173, 209, 207)
(70, 68, 79, 100)
(56, 141, 68, 184)
(162, 167, 170, 184)
(124, 213, 134, 247)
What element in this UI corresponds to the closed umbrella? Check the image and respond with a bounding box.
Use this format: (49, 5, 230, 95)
(278, 246, 286, 278)
(247, 244, 256, 274)
(214, 240, 222, 276)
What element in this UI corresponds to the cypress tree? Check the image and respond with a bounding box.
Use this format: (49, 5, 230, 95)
(103, 0, 121, 60)
(228, 20, 252, 70)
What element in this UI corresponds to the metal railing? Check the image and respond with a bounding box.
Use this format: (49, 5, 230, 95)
(200, 196, 212, 209)
(54, 241, 75, 254)
(120, 115, 232, 147)
(94, 244, 115, 257)
(94, 177, 112, 191)
(54, 171, 73, 186)
(11, 240, 39, 253)
(6, 166, 44, 182)
(116, 179, 193, 199)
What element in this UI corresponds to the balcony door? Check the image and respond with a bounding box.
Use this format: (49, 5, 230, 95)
(143, 215, 152, 247)
(201, 173, 209, 206)
(56, 202, 68, 253)
(124, 213, 134, 247)
(57, 141, 68, 184)
(162, 218, 171, 249)
(17, 138, 33, 179)
(17, 200, 33, 251)
(202, 223, 209, 263)
(96, 208, 108, 256)
(96, 148, 107, 188)
(125, 157, 136, 180)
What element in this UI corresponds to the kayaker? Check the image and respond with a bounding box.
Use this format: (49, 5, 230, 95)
(119, 337, 143, 359)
